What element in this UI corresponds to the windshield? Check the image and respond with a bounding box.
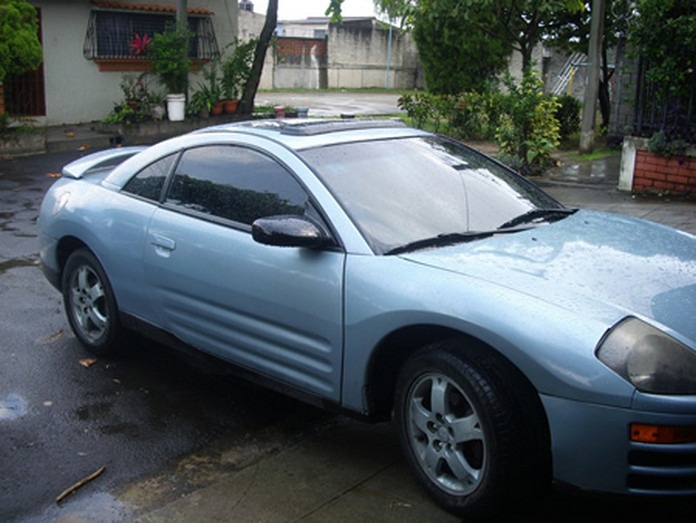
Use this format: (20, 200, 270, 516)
(299, 136, 564, 254)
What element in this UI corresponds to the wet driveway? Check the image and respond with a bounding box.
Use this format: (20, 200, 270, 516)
(0, 150, 332, 521)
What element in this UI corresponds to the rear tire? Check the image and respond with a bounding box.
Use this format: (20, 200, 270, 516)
(394, 340, 550, 518)
(62, 248, 124, 356)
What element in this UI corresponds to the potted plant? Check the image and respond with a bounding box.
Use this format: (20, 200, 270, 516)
(149, 23, 193, 121)
(189, 60, 221, 118)
(220, 38, 257, 114)
(146, 89, 167, 121)
(119, 73, 148, 111)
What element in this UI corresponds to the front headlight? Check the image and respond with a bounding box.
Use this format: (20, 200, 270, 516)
(596, 317, 696, 394)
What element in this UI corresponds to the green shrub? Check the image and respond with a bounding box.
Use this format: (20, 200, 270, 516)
(554, 95, 581, 141)
(495, 70, 560, 176)
(398, 93, 437, 130)
(150, 23, 193, 94)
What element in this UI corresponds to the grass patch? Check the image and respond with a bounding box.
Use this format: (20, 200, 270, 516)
(569, 148, 619, 162)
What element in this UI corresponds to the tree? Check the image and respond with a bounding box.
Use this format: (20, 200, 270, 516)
(630, 0, 696, 101)
(412, 0, 510, 94)
(239, 0, 277, 114)
(366, 1, 585, 94)
(0, 0, 43, 114)
(629, 0, 696, 146)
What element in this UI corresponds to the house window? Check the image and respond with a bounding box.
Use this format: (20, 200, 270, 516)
(83, 3, 218, 71)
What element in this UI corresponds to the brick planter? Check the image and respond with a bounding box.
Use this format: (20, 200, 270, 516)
(619, 136, 696, 197)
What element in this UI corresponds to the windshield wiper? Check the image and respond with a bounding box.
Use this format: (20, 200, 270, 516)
(497, 208, 577, 230)
(386, 227, 530, 255)
(386, 232, 493, 255)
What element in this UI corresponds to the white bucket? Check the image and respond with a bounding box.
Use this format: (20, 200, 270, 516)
(166, 94, 186, 121)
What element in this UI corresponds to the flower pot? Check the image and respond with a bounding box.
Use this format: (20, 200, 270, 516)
(150, 104, 165, 121)
(274, 106, 285, 119)
(224, 100, 239, 114)
(212, 101, 225, 116)
(166, 93, 186, 121)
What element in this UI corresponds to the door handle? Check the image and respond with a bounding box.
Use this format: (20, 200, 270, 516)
(151, 234, 176, 256)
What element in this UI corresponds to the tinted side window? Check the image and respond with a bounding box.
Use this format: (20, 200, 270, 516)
(166, 146, 308, 225)
(122, 154, 176, 201)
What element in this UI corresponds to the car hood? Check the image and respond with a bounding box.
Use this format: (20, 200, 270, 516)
(401, 210, 696, 344)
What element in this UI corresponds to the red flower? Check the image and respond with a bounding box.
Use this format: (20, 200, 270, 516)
(129, 34, 152, 56)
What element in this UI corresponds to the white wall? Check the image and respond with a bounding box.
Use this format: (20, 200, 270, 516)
(30, 0, 237, 125)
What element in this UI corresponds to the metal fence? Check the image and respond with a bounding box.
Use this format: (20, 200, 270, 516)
(633, 57, 696, 141)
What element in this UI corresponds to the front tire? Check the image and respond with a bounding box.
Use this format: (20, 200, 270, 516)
(62, 248, 124, 356)
(394, 341, 550, 518)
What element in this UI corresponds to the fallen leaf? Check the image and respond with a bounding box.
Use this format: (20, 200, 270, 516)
(47, 172, 61, 178)
(78, 358, 98, 368)
(64, 131, 75, 138)
(78, 145, 92, 151)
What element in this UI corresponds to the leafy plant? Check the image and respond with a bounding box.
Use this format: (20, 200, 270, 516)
(120, 73, 148, 102)
(220, 38, 257, 100)
(648, 130, 690, 158)
(398, 92, 436, 129)
(103, 103, 141, 125)
(189, 60, 221, 115)
(446, 90, 503, 140)
(630, 0, 696, 150)
(495, 69, 560, 176)
(553, 94, 581, 142)
(129, 33, 151, 56)
(149, 23, 193, 94)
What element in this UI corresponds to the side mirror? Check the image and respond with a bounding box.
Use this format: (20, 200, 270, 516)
(251, 215, 333, 248)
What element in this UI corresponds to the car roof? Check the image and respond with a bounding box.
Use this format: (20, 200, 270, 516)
(191, 118, 428, 150)
(100, 119, 429, 189)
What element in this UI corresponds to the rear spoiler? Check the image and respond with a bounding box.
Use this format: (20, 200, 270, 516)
(61, 146, 148, 179)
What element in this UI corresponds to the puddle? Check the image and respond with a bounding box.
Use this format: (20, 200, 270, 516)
(0, 393, 27, 420)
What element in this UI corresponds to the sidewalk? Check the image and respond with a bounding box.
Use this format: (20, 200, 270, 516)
(540, 152, 696, 235)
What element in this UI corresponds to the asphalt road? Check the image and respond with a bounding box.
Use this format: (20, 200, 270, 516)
(0, 150, 333, 521)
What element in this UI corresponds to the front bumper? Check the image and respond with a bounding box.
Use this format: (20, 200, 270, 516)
(542, 393, 696, 495)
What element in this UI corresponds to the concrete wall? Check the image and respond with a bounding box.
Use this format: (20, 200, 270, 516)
(273, 38, 328, 90)
(237, 15, 423, 91)
(326, 23, 422, 89)
(29, 0, 237, 125)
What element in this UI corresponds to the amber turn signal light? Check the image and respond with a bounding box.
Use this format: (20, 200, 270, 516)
(630, 423, 696, 444)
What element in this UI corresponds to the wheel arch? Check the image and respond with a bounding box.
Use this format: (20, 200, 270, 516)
(55, 236, 90, 290)
(363, 325, 551, 441)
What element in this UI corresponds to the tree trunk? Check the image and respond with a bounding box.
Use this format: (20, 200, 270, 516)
(597, 41, 613, 129)
(579, 0, 606, 153)
(239, 0, 278, 115)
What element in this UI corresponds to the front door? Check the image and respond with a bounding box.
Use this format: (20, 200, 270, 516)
(144, 144, 345, 401)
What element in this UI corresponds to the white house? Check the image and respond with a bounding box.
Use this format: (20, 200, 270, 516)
(12, 0, 238, 125)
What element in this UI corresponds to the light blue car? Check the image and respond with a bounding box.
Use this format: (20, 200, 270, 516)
(38, 119, 696, 517)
